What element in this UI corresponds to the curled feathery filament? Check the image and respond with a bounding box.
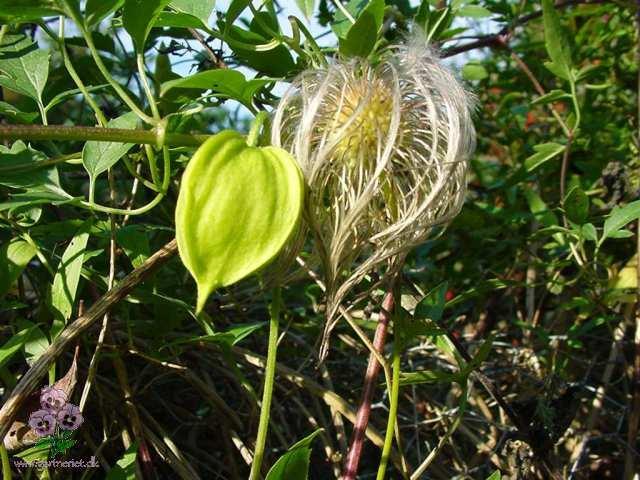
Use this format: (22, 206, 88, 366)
(271, 42, 476, 358)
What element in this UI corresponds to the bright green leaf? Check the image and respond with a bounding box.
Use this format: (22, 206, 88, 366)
(0, 101, 39, 123)
(0, 238, 37, 298)
(122, 0, 172, 51)
(224, 23, 295, 77)
(45, 84, 109, 113)
(531, 89, 570, 106)
(13, 442, 50, 461)
(106, 442, 138, 480)
(542, 0, 573, 81)
(168, 322, 266, 348)
(0, 0, 63, 22)
(170, 0, 215, 22)
(607, 229, 634, 239)
(50, 221, 92, 332)
(457, 5, 492, 18)
(435, 334, 466, 368)
(85, 0, 124, 26)
(155, 10, 206, 28)
(0, 324, 38, 369)
(175, 130, 304, 313)
(265, 429, 323, 480)
(0, 35, 50, 108)
(581, 223, 597, 242)
(602, 200, 640, 243)
(486, 471, 501, 480)
(524, 142, 565, 172)
(0, 141, 60, 191)
(462, 62, 488, 81)
(332, 0, 369, 39)
(161, 69, 272, 109)
(19, 319, 49, 366)
(523, 188, 558, 228)
(82, 112, 138, 194)
(295, 0, 315, 19)
(0, 189, 73, 212)
(225, 0, 251, 30)
(339, 0, 385, 58)
(399, 369, 462, 386)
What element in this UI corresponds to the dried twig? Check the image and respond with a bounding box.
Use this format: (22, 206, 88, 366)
(231, 345, 407, 473)
(0, 239, 178, 442)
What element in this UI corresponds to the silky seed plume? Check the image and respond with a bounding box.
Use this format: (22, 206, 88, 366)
(272, 39, 476, 358)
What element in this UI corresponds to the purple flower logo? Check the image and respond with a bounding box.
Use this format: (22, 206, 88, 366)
(25, 385, 84, 457)
(28, 409, 57, 437)
(57, 403, 83, 431)
(40, 387, 68, 412)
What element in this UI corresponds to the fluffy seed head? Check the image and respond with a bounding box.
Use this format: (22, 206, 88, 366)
(272, 41, 476, 357)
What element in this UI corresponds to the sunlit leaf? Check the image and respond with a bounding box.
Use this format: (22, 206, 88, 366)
(265, 429, 323, 480)
(82, 112, 138, 194)
(542, 0, 573, 81)
(0, 35, 49, 109)
(339, 0, 385, 58)
(524, 142, 565, 172)
(0, 238, 37, 298)
(123, 0, 172, 51)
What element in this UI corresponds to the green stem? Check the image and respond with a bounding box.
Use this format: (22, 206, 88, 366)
(37, 101, 48, 126)
(0, 153, 79, 174)
(0, 443, 10, 480)
(137, 54, 161, 121)
(145, 144, 160, 186)
(62, 2, 155, 125)
(331, 0, 356, 23)
(288, 17, 328, 68)
(249, 288, 281, 480)
(20, 232, 54, 277)
(79, 146, 171, 216)
(570, 79, 581, 131)
(122, 156, 160, 192)
(0, 124, 208, 147)
(376, 332, 401, 480)
(247, 111, 269, 147)
(41, 19, 108, 127)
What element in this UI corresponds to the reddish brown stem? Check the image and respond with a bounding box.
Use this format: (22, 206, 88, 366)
(342, 291, 395, 480)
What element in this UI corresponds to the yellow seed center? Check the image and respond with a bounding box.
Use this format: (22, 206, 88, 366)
(332, 78, 393, 160)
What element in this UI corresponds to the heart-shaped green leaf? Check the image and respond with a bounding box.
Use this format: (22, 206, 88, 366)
(175, 130, 303, 313)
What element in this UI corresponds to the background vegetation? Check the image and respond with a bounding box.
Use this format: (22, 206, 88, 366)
(0, 0, 639, 479)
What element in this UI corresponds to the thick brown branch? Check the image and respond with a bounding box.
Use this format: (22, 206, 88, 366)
(0, 239, 178, 441)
